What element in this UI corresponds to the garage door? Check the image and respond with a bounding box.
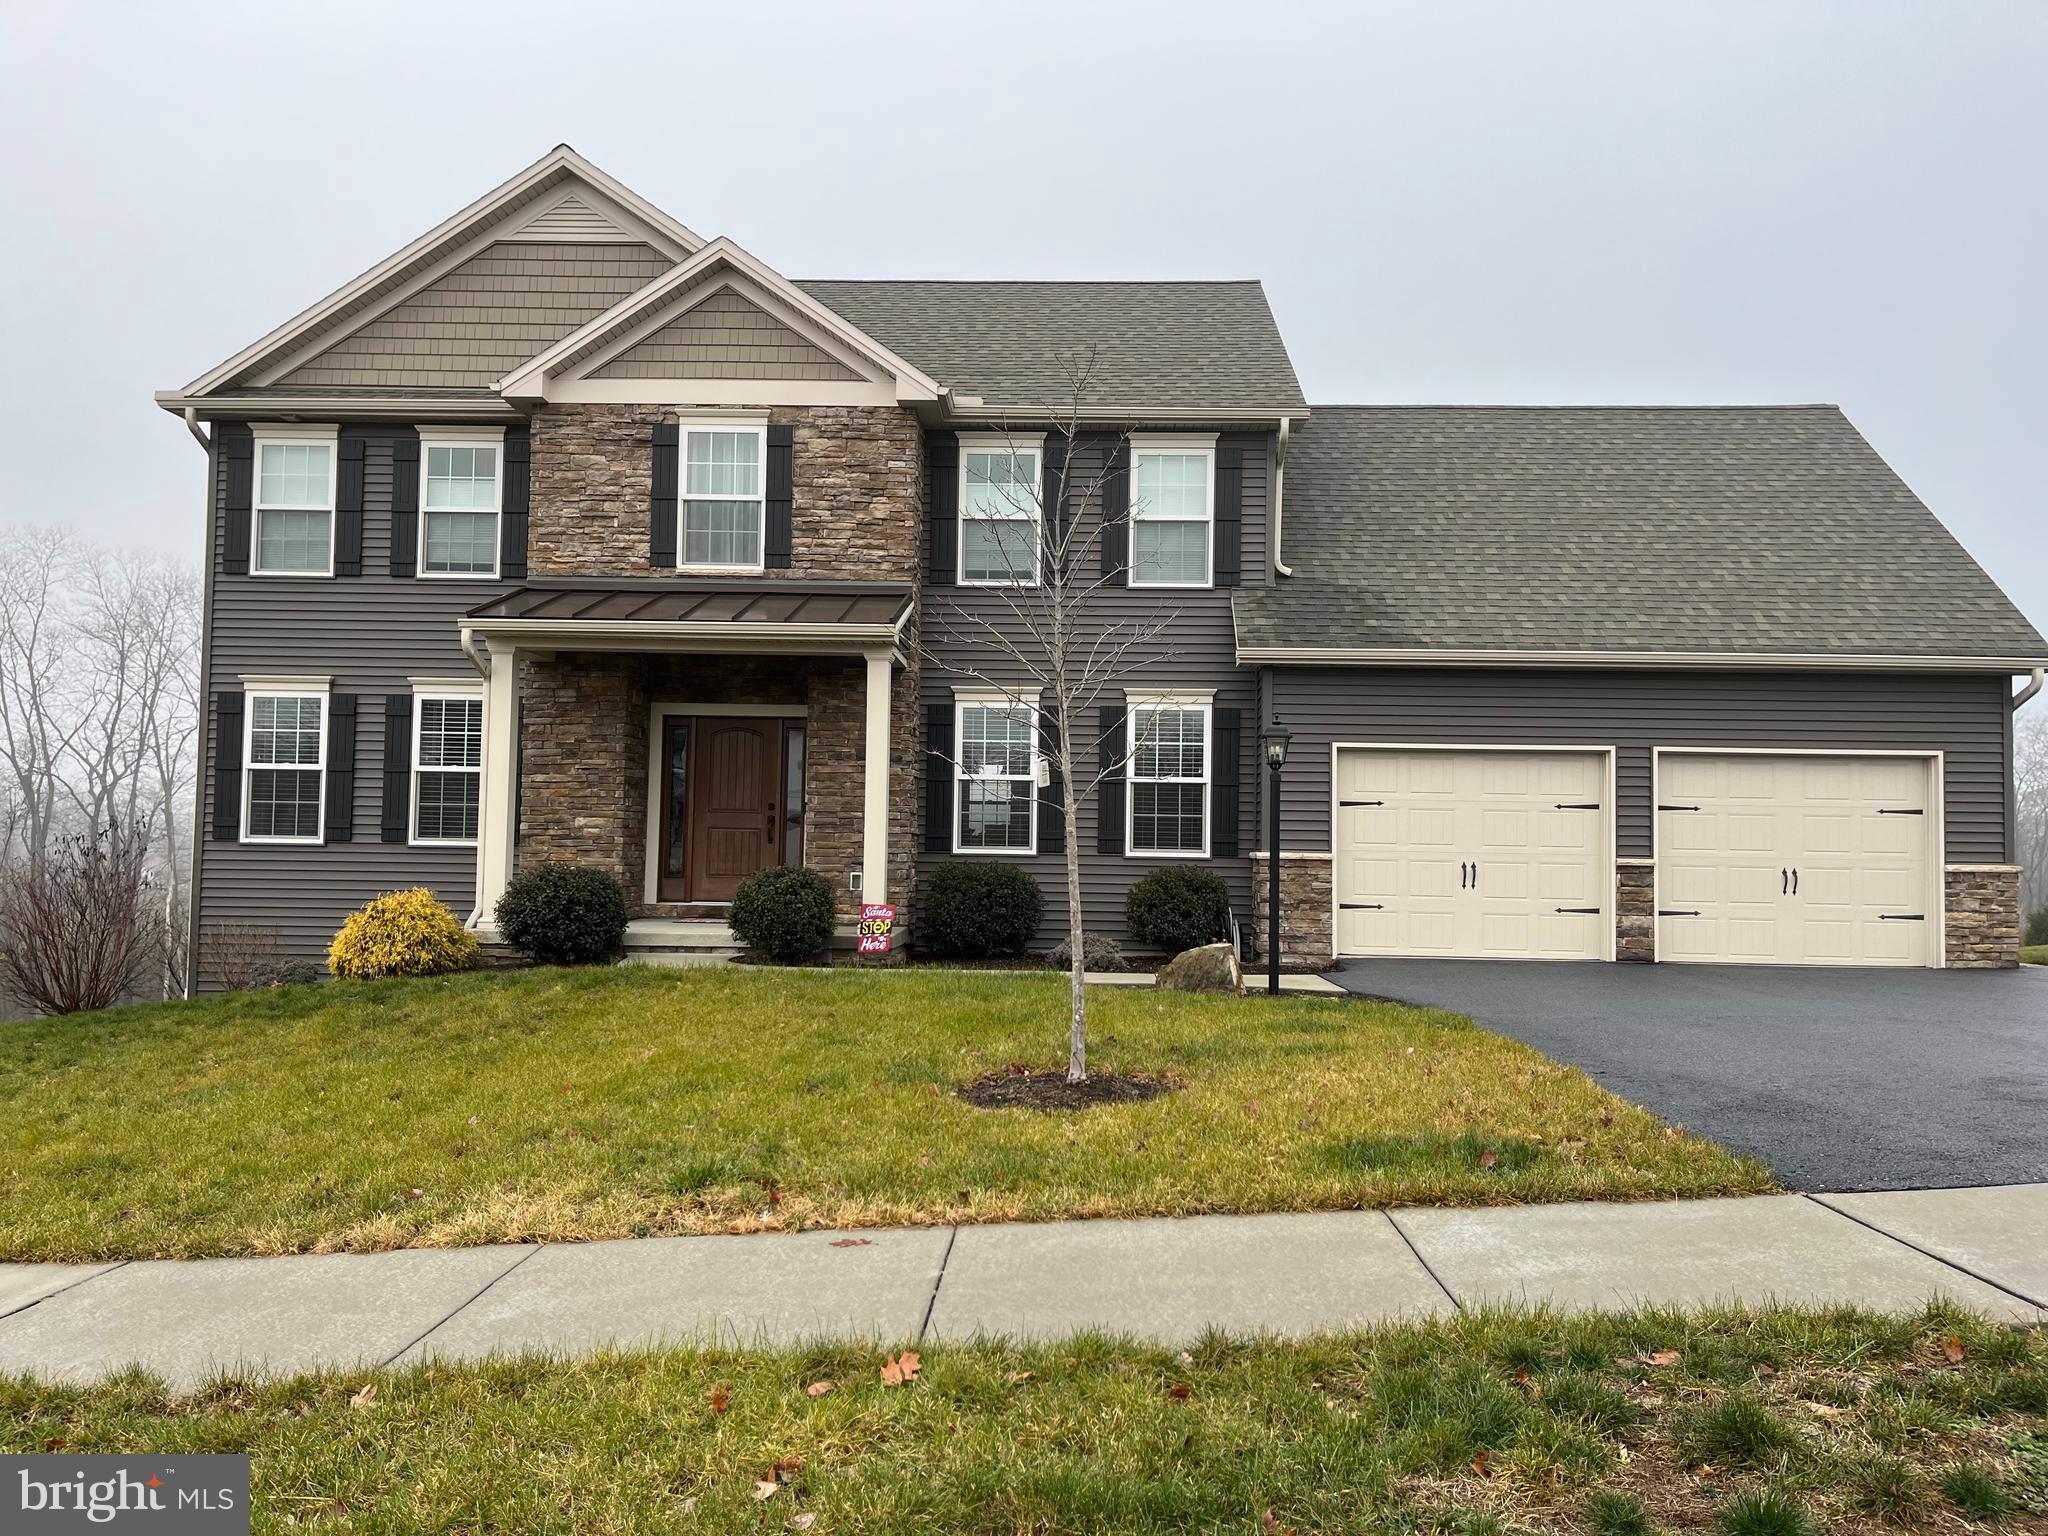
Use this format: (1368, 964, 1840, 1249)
(1656, 753, 1936, 967)
(1333, 748, 1611, 960)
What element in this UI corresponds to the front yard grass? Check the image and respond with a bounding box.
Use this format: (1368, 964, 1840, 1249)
(0, 966, 1771, 1262)
(5, 1307, 2043, 1533)
(2022, 945, 2046, 965)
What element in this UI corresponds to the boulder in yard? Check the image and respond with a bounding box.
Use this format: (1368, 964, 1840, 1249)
(1155, 942, 1243, 994)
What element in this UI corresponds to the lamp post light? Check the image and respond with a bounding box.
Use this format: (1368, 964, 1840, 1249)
(1260, 716, 1293, 995)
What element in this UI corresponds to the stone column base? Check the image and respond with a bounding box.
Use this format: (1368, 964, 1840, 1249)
(1945, 866, 2021, 968)
(1616, 860, 1655, 962)
(1249, 852, 1335, 970)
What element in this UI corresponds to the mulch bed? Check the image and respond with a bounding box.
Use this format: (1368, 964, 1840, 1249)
(957, 1068, 1178, 1112)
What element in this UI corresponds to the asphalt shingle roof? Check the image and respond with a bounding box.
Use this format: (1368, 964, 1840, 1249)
(795, 279, 1306, 418)
(1233, 405, 2046, 661)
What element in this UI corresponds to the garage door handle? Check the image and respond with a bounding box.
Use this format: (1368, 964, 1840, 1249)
(1339, 902, 1384, 910)
(1791, 868, 1798, 895)
(1877, 808, 1924, 816)
(1460, 861, 1468, 889)
(1879, 913, 1926, 921)
(1340, 799, 1384, 807)
(1555, 907, 1600, 914)
(1555, 802, 1600, 810)
(1658, 803, 1701, 812)
(1782, 867, 1789, 895)
(1658, 909, 1702, 917)
(1471, 861, 1479, 889)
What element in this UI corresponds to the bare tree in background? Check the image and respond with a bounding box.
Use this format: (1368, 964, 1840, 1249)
(916, 355, 1195, 1083)
(2017, 709, 2047, 924)
(0, 527, 200, 1008)
(0, 827, 157, 1014)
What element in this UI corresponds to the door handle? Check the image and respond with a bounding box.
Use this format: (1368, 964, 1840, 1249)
(1791, 868, 1799, 896)
(1471, 861, 1479, 890)
(1460, 861, 1468, 889)
(1782, 867, 1789, 895)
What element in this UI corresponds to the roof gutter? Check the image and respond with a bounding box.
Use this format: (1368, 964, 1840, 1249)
(2016, 667, 2046, 711)
(1272, 418, 1293, 577)
(1237, 645, 2048, 672)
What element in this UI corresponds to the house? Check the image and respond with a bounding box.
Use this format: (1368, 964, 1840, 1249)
(158, 146, 2047, 981)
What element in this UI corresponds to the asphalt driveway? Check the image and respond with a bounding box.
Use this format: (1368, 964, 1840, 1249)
(1325, 959, 2048, 1192)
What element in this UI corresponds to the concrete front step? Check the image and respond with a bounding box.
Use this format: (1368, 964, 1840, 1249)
(622, 918, 741, 961)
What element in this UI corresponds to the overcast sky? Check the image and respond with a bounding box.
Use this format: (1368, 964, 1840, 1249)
(1, 0, 2041, 636)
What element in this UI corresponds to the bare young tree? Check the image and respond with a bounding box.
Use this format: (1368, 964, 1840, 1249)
(916, 354, 1198, 1083)
(2017, 709, 2047, 923)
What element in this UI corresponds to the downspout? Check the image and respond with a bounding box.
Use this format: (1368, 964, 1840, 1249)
(461, 625, 491, 678)
(180, 411, 217, 998)
(1271, 418, 1294, 577)
(2016, 667, 2045, 711)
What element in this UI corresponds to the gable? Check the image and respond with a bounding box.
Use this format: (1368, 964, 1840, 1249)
(274, 241, 672, 390)
(588, 288, 864, 382)
(503, 191, 637, 242)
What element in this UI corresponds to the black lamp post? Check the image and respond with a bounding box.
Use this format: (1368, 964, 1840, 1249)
(1260, 716, 1293, 995)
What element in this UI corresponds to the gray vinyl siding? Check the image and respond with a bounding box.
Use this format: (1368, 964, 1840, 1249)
(916, 433, 1273, 949)
(195, 425, 511, 976)
(1264, 667, 2013, 863)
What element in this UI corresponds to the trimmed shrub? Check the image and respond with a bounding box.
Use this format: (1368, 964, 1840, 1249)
(1125, 866, 1231, 958)
(327, 888, 480, 980)
(494, 865, 629, 966)
(921, 861, 1043, 958)
(252, 958, 325, 988)
(2026, 907, 2048, 948)
(729, 865, 836, 964)
(1047, 933, 1129, 973)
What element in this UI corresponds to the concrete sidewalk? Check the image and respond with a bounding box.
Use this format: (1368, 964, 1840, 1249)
(2, 1185, 2042, 1389)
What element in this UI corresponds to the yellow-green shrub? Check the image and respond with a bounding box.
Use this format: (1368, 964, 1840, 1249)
(327, 887, 480, 980)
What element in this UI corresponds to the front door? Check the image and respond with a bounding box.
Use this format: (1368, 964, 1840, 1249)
(664, 717, 781, 903)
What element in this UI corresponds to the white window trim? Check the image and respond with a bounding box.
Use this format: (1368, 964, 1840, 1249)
(957, 432, 1045, 589)
(410, 683, 485, 847)
(1126, 698, 1212, 859)
(678, 415, 769, 574)
(1127, 434, 1216, 591)
(951, 693, 1038, 856)
(241, 686, 329, 845)
(418, 427, 506, 581)
(251, 424, 339, 578)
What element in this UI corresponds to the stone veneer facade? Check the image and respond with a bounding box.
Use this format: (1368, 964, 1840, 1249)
(1249, 853, 1335, 970)
(1616, 860, 1655, 962)
(527, 402, 922, 581)
(513, 401, 924, 919)
(1944, 866, 2022, 968)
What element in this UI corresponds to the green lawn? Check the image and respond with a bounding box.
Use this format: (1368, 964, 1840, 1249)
(6, 1308, 2043, 1533)
(0, 967, 1771, 1262)
(2022, 945, 2046, 966)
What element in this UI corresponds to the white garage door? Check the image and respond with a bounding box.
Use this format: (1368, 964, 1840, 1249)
(1333, 748, 1611, 960)
(1656, 752, 1936, 967)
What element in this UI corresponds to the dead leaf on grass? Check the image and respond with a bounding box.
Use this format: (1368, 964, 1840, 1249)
(1472, 1449, 1492, 1477)
(1003, 1370, 1034, 1385)
(708, 1384, 732, 1415)
(1167, 1382, 1194, 1402)
(804, 1379, 836, 1398)
(1939, 1335, 1966, 1364)
(880, 1351, 921, 1386)
(773, 1456, 806, 1479)
(789, 1515, 817, 1531)
(1262, 1510, 1296, 1536)
(1478, 1148, 1500, 1170)
(349, 1384, 378, 1409)
(752, 1480, 779, 1501)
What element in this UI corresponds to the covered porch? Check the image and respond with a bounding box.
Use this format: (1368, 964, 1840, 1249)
(460, 579, 916, 936)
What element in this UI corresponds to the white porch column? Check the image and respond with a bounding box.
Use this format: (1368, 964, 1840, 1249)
(474, 640, 519, 928)
(861, 647, 893, 906)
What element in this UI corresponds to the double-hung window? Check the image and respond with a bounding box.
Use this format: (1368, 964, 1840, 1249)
(954, 697, 1037, 853)
(413, 692, 483, 844)
(1129, 437, 1215, 588)
(243, 688, 327, 842)
(422, 433, 502, 577)
(959, 435, 1042, 586)
(682, 422, 766, 570)
(252, 429, 337, 576)
(1128, 699, 1210, 856)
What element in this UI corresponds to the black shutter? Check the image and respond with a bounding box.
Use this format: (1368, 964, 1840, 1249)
(389, 432, 419, 577)
(765, 423, 794, 569)
(924, 702, 954, 853)
(333, 433, 366, 577)
(1040, 435, 1067, 582)
(1096, 703, 1128, 855)
(219, 427, 253, 576)
(1213, 438, 1244, 589)
(925, 431, 958, 585)
(1099, 438, 1129, 585)
(212, 691, 245, 841)
(1210, 706, 1241, 857)
(500, 427, 530, 580)
(650, 423, 679, 568)
(381, 694, 413, 844)
(325, 693, 357, 842)
(1038, 694, 1065, 855)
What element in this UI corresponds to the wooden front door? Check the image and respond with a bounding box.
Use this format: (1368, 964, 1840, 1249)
(677, 717, 780, 903)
